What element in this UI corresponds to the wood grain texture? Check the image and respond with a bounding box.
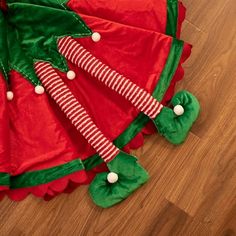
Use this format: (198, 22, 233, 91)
(1, 0, 236, 235)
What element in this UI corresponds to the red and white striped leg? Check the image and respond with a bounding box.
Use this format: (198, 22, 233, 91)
(58, 37, 163, 119)
(34, 61, 119, 163)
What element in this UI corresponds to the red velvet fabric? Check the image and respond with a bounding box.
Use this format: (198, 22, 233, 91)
(68, 0, 168, 34)
(9, 15, 181, 174)
(68, 0, 186, 38)
(0, 0, 191, 200)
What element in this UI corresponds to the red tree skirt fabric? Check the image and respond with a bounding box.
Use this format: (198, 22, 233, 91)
(68, 0, 186, 38)
(0, 0, 192, 201)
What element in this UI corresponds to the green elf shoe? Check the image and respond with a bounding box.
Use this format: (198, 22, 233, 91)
(89, 151, 149, 208)
(153, 90, 200, 144)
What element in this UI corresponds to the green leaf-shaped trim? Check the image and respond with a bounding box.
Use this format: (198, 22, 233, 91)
(6, 2, 92, 85)
(7, 25, 41, 85)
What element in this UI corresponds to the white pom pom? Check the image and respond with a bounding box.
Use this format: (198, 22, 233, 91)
(91, 32, 101, 42)
(66, 70, 76, 80)
(107, 172, 119, 184)
(173, 105, 184, 116)
(7, 91, 14, 101)
(34, 85, 45, 95)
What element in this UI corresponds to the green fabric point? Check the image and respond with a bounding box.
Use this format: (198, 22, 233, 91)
(89, 152, 149, 208)
(153, 90, 200, 144)
(7, 26, 40, 85)
(5, 2, 92, 85)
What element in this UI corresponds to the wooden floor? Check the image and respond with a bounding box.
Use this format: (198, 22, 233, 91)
(1, 0, 236, 235)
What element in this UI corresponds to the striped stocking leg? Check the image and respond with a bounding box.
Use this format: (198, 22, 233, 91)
(34, 61, 149, 208)
(34, 61, 120, 163)
(57, 36, 200, 145)
(58, 36, 163, 120)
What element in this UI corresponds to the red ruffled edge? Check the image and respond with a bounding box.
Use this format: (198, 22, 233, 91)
(0, 186, 9, 192)
(0, 163, 108, 201)
(0, 3, 190, 202)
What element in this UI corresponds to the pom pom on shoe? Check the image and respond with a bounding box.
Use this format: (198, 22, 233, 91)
(89, 152, 149, 208)
(173, 105, 184, 116)
(107, 172, 119, 184)
(153, 90, 200, 144)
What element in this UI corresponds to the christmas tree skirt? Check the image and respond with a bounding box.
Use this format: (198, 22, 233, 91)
(0, 0, 200, 207)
